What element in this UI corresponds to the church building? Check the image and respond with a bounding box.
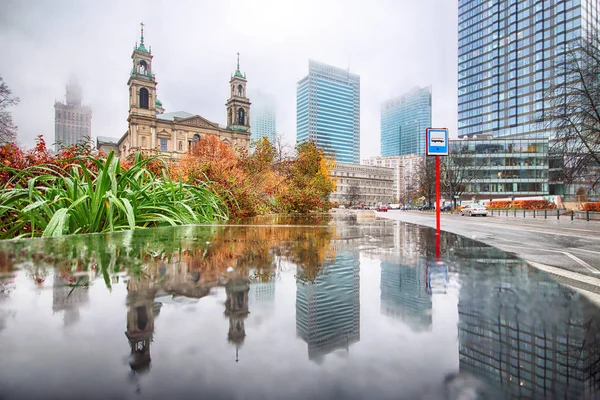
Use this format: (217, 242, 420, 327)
(117, 24, 251, 159)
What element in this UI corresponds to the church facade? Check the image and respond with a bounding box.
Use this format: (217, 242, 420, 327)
(117, 25, 251, 159)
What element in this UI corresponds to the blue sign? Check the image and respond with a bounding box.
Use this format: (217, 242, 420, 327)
(426, 128, 449, 156)
(408, 198, 412, 203)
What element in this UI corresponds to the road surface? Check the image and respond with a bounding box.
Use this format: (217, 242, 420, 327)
(378, 210, 600, 302)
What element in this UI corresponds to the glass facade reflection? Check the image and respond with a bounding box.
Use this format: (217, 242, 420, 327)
(296, 60, 361, 163)
(380, 261, 432, 331)
(458, 0, 599, 139)
(296, 253, 360, 362)
(450, 137, 554, 196)
(381, 86, 432, 156)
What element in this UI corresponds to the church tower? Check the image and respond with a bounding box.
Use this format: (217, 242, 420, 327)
(126, 23, 157, 153)
(225, 54, 251, 133)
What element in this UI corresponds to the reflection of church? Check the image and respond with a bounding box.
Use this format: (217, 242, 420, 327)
(123, 258, 252, 372)
(116, 23, 251, 159)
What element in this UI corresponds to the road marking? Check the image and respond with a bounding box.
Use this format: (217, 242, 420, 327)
(568, 247, 600, 255)
(493, 243, 600, 274)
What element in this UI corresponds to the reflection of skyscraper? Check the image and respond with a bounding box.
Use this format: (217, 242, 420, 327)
(52, 273, 90, 326)
(296, 253, 360, 362)
(380, 261, 431, 331)
(458, 271, 600, 398)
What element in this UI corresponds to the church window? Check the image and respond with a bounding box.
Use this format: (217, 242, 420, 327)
(160, 138, 168, 152)
(231, 85, 234, 96)
(138, 60, 148, 75)
(139, 88, 149, 109)
(178, 141, 183, 151)
(136, 306, 148, 331)
(193, 134, 200, 142)
(141, 136, 146, 147)
(238, 108, 245, 125)
(228, 109, 232, 125)
(237, 84, 243, 97)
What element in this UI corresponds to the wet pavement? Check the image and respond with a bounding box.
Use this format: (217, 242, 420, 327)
(0, 214, 599, 399)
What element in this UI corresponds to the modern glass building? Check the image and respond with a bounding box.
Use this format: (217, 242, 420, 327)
(296, 60, 360, 163)
(458, 0, 599, 139)
(249, 90, 277, 145)
(450, 136, 551, 196)
(381, 86, 431, 156)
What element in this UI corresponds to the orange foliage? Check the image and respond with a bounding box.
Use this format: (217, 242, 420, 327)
(583, 202, 600, 212)
(486, 199, 556, 210)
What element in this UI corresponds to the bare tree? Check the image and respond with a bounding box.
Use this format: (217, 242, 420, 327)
(344, 181, 363, 207)
(417, 157, 436, 207)
(441, 149, 484, 210)
(545, 28, 600, 192)
(272, 132, 294, 163)
(0, 76, 20, 145)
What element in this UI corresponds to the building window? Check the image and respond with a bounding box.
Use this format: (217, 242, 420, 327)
(178, 141, 183, 151)
(160, 138, 167, 152)
(139, 88, 149, 109)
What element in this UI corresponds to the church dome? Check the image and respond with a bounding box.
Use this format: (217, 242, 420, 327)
(234, 70, 244, 78)
(155, 98, 162, 107)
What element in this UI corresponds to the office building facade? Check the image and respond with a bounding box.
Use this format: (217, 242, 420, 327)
(250, 90, 277, 145)
(381, 86, 432, 156)
(297, 60, 360, 163)
(362, 154, 425, 204)
(330, 162, 394, 206)
(458, 0, 599, 140)
(54, 77, 92, 151)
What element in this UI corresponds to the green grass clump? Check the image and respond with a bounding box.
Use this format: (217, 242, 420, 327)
(0, 152, 227, 239)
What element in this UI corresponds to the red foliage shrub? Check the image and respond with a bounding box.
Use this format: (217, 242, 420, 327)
(583, 202, 600, 212)
(512, 200, 556, 210)
(486, 200, 512, 209)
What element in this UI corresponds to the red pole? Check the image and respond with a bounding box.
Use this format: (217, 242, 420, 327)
(435, 155, 441, 260)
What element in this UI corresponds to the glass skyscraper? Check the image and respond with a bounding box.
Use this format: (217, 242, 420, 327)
(380, 86, 431, 156)
(458, 0, 599, 139)
(296, 60, 360, 163)
(249, 90, 277, 145)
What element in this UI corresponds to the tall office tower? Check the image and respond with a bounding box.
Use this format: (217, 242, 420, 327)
(250, 90, 277, 145)
(458, 0, 599, 139)
(296, 60, 360, 163)
(380, 86, 432, 156)
(54, 76, 92, 151)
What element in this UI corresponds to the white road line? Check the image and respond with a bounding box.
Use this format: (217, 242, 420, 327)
(445, 219, 600, 240)
(568, 247, 600, 255)
(493, 243, 600, 274)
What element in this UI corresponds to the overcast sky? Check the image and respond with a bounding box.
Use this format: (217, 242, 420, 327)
(0, 0, 458, 159)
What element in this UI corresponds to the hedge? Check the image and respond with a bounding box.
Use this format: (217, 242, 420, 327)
(486, 199, 556, 210)
(583, 202, 600, 212)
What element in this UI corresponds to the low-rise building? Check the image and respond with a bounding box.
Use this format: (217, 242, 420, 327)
(330, 163, 394, 206)
(96, 136, 120, 155)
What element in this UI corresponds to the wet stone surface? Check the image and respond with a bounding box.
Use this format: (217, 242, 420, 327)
(0, 214, 599, 399)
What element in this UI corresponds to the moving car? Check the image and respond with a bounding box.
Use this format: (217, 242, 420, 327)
(460, 203, 488, 217)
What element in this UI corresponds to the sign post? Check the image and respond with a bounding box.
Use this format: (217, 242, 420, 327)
(426, 128, 449, 260)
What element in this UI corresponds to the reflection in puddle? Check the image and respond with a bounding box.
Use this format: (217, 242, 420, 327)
(0, 215, 598, 399)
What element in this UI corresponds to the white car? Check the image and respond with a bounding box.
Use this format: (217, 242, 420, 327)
(460, 204, 488, 217)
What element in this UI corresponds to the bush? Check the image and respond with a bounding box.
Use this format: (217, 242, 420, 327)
(486, 200, 512, 209)
(486, 199, 556, 210)
(583, 202, 600, 212)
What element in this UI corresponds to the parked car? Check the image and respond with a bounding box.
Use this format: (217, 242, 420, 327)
(377, 205, 388, 212)
(460, 203, 488, 217)
(441, 205, 452, 212)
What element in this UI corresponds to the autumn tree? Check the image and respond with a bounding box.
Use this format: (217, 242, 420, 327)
(0, 76, 20, 145)
(545, 27, 600, 192)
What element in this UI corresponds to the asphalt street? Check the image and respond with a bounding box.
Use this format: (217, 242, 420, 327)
(377, 211, 600, 300)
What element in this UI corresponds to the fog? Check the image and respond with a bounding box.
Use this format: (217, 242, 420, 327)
(0, 0, 458, 158)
